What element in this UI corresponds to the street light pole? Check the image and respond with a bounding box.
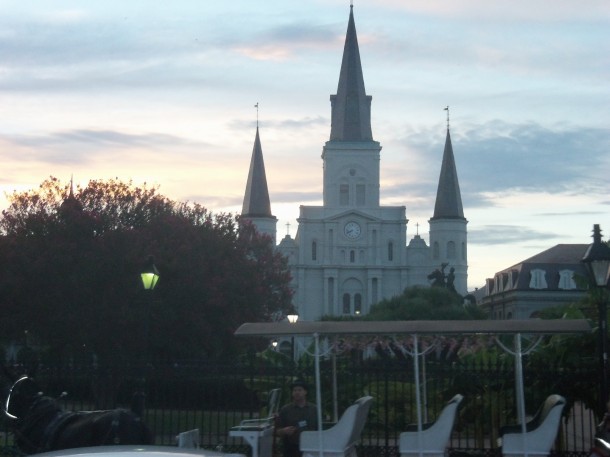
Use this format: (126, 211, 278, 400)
(132, 255, 160, 418)
(287, 314, 299, 362)
(581, 224, 610, 417)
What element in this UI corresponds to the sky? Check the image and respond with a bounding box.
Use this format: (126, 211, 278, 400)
(0, 0, 609, 291)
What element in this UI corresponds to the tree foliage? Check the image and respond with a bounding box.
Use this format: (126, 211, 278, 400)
(528, 286, 606, 415)
(0, 177, 293, 366)
(364, 286, 487, 321)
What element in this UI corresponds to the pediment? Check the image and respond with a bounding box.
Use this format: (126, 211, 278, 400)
(326, 209, 381, 223)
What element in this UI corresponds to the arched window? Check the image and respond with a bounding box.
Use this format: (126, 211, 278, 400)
(342, 293, 351, 314)
(356, 184, 365, 206)
(388, 241, 394, 261)
(447, 241, 456, 259)
(350, 250, 355, 263)
(340, 184, 349, 205)
(312, 241, 317, 261)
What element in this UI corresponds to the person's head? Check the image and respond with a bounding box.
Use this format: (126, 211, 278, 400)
(290, 379, 308, 403)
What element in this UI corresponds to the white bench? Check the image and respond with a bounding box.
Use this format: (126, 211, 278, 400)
(177, 429, 200, 448)
(499, 394, 566, 457)
(399, 394, 464, 457)
(300, 396, 373, 457)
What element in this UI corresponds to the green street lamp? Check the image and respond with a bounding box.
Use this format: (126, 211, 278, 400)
(582, 224, 610, 416)
(141, 256, 160, 291)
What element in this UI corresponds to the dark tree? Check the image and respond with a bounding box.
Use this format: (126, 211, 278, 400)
(0, 177, 293, 366)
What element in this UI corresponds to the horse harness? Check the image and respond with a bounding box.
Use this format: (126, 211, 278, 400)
(15, 398, 127, 453)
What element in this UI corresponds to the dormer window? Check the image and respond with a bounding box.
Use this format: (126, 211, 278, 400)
(529, 269, 548, 289)
(558, 269, 576, 290)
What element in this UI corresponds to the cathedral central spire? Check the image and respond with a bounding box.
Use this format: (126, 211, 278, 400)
(329, 5, 373, 142)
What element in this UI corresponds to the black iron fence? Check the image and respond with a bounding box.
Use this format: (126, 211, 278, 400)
(0, 352, 600, 457)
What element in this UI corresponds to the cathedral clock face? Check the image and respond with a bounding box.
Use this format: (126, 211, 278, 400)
(344, 221, 361, 239)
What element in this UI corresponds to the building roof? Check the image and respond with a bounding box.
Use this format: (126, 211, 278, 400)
(489, 244, 590, 292)
(329, 5, 373, 142)
(519, 243, 589, 265)
(241, 127, 273, 218)
(432, 129, 465, 220)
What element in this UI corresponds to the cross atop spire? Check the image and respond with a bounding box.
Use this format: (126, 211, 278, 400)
(254, 102, 259, 128)
(444, 106, 450, 130)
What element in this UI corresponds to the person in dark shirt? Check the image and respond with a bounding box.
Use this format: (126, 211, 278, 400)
(276, 379, 318, 457)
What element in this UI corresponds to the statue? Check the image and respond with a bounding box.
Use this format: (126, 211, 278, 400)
(428, 264, 461, 297)
(446, 267, 456, 293)
(427, 263, 449, 288)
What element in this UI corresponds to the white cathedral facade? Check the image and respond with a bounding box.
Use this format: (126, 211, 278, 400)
(241, 6, 468, 322)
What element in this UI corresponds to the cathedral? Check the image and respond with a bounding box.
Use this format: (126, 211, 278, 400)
(241, 6, 468, 322)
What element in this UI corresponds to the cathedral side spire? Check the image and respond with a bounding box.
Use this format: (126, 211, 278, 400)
(242, 127, 272, 218)
(431, 127, 464, 220)
(329, 5, 373, 142)
(241, 123, 277, 243)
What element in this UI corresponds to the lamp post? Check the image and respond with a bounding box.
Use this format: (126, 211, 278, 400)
(133, 255, 159, 418)
(140, 255, 159, 362)
(287, 314, 299, 361)
(581, 224, 610, 416)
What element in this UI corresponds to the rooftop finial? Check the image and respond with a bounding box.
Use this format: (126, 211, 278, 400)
(286, 222, 291, 236)
(444, 106, 450, 130)
(254, 102, 259, 128)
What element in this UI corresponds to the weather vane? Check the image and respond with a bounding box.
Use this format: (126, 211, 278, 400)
(444, 105, 450, 130)
(254, 102, 259, 128)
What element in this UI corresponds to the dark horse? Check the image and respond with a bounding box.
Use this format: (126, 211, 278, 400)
(4, 375, 154, 454)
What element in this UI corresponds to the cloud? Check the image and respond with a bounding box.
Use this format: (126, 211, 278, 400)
(469, 224, 561, 246)
(400, 121, 610, 198)
(231, 21, 342, 61)
(376, 0, 610, 22)
(228, 116, 327, 132)
(0, 129, 207, 166)
(271, 190, 322, 205)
